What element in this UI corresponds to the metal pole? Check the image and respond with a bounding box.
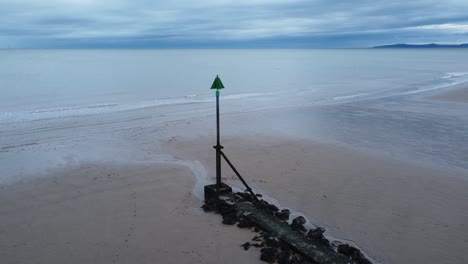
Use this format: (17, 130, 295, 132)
(220, 150, 261, 205)
(215, 90, 222, 188)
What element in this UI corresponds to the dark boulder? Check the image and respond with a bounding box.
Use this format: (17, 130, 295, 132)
(279, 241, 290, 251)
(290, 255, 312, 264)
(290, 224, 307, 233)
(292, 216, 306, 225)
(306, 227, 325, 240)
(201, 203, 214, 212)
(218, 203, 236, 216)
(353, 251, 373, 264)
(260, 247, 278, 263)
(320, 237, 330, 247)
(289, 256, 299, 264)
(258, 200, 276, 214)
(267, 203, 279, 212)
(264, 235, 281, 248)
(252, 235, 262, 242)
(337, 244, 359, 257)
(276, 209, 291, 221)
(289, 256, 301, 264)
(290, 216, 307, 233)
(201, 198, 220, 212)
(236, 192, 255, 202)
(222, 213, 237, 225)
(241, 242, 251, 250)
(277, 251, 291, 264)
(237, 216, 255, 228)
(252, 242, 264, 248)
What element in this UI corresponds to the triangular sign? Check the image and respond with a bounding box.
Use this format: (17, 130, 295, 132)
(210, 75, 225, 90)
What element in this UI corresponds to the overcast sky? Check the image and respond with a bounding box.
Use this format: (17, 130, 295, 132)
(1, 0, 468, 48)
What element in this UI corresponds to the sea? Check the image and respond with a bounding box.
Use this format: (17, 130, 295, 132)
(1, 49, 468, 183)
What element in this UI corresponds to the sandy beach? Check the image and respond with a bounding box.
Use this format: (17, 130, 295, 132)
(164, 136, 468, 264)
(2, 134, 467, 264)
(429, 83, 468, 103)
(1, 94, 468, 264)
(0, 163, 262, 264)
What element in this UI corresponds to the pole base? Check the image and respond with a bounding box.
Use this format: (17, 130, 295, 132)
(204, 183, 232, 201)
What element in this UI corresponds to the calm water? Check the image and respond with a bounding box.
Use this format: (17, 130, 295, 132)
(1, 49, 468, 121)
(1, 49, 468, 178)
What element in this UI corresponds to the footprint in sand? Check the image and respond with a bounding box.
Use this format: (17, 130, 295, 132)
(112, 189, 138, 262)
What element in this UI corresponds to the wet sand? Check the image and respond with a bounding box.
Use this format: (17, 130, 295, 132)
(1, 128, 468, 264)
(0, 163, 261, 264)
(429, 83, 468, 102)
(164, 136, 468, 264)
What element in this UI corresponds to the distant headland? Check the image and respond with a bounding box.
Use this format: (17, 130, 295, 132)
(373, 43, 468, 48)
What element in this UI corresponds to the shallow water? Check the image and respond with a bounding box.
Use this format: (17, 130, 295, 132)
(1, 49, 468, 121)
(1, 49, 468, 184)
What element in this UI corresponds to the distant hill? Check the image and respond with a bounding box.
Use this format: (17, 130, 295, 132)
(373, 43, 468, 48)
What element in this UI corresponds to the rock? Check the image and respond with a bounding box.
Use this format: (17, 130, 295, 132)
(290, 255, 312, 264)
(202, 186, 372, 264)
(354, 251, 373, 264)
(257, 200, 279, 214)
(241, 242, 251, 250)
(337, 244, 359, 257)
(290, 223, 307, 233)
(252, 235, 262, 242)
(360, 258, 373, 264)
(292, 216, 306, 225)
(306, 227, 325, 240)
(201, 198, 220, 212)
(332, 245, 374, 264)
(290, 216, 307, 233)
(222, 213, 237, 225)
(331, 240, 343, 249)
(276, 209, 290, 221)
(264, 236, 281, 248)
(236, 192, 255, 202)
(260, 247, 278, 263)
(320, 237, 330, 247)
(279, 241, 290, 251)
(256, 193, 263, 197)
(204, 183, 232, 201)
(267, 203, 279, 212)
(289, 256, 301, 264)
(277, 251, 291, 264)
(237, 217, 255, 228)
(238, 221, 254, 228)
(201, 203, 214, 212)
(218, 203, 235, 216)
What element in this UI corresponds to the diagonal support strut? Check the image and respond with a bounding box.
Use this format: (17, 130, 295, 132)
(219, 150, 261, 205)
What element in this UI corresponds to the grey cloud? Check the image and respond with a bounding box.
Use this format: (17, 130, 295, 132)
(1, 0, 468, 48)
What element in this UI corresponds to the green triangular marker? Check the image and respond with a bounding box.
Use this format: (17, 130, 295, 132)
(210, 75, 225, 90)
